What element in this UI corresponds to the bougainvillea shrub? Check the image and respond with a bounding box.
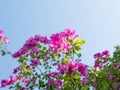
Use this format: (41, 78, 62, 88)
(1, 28, 120, 90)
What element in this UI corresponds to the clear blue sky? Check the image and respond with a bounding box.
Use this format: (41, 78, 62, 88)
(0, 0, 120, 89)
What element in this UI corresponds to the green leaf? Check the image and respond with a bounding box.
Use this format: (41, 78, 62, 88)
(38, 80, 45, 87)
(1, 50, 6, 56)
(52, 52, 59, 58)
(77, 53, 81, 57)
(28, 69, 32, 74)
(42, 47, 47, 50)
(64, 73, 71, 80)
(0, 41, 4, 47)
(58, 75, 64, 79)
(9, 86, 14, 89)
(75, 45, 81, 51)
(30, 53, 36, 58)
(63, 84, 72, 90)
(74, 38, 85, 45)
(37, 43, 41, 48)
(63, 57, 69, 64)
(73, 72, 80, 79)
(40, 49, 45, 54)
(22, 64, 27, 72)
(101, 81, 109, 89)
(15, 82, 21, 89)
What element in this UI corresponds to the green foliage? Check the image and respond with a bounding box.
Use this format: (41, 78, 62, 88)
(73, 72, 80, 79)
(1, 50, 6, 56)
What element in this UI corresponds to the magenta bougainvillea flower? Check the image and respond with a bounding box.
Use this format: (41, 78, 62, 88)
(31, 59, 40, 66)
(48, 78, 54, 86)
(49, 28, 78, 53)
(55, 78, 62, 89)
(21, 77, 27, 83)
(0, 30, 4, 40)
(48, 72, 59, 77)
(1, 80, 8, 87)
(12, 35, 49, 58)
(1, 76, 16, 87)
(82, 77, 88, 84)
(0, 30, 9, 45)
(57, 61, 88, 77)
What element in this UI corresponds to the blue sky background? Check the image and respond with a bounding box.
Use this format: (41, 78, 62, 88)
(0, 0, 120, 89)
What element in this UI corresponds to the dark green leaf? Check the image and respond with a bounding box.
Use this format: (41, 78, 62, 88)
(1, 50, 6, 56)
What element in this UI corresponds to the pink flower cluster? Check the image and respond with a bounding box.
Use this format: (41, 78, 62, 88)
(112, 82, 120, 90)
(12, 35, 49, 58)
(58, 61, 88, 77)
(0, 30, 9, 44)
(1, 28, 89, 89)
(94, 50, 109, 68)
(48, 78, 62, 89)
(114, 62, 120, 69)
(105, 72, 116, 80)
(94, 50, 109, 59)
(30, 59, 40, 66)
(12, 28, 78, 58)
(13, 67, 20, 74)
(49, 28, 78, 52)
(47, 61, 88, 89)
(1, 72, 36, 88)
(48, 71, 62, 88)
(48, 72, 59, 77)
(30, 47, 40, 55)
(1, 65, 35, 88)
(1, 76, 16, 87)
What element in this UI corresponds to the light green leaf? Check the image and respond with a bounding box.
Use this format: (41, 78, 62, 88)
(63, 57, 69, 63)
(74, 38, 85, 45)
(73, 72, 80, 79)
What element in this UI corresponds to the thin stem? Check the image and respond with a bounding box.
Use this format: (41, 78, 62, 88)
(36, 66, 43, 75)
